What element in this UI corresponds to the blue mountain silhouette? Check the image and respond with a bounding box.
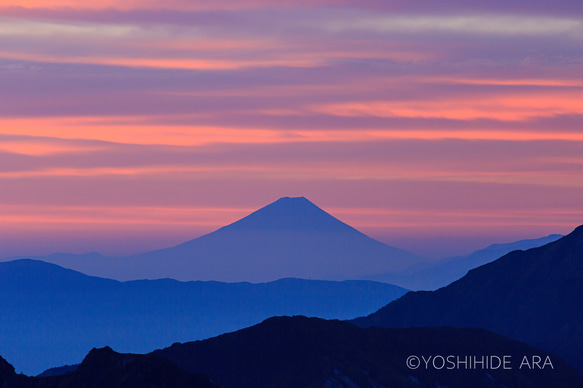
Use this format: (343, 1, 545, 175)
(0, 259, 406, 375)
(10, 197, 421, 282)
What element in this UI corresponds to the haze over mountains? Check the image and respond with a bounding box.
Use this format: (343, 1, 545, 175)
(6, 196, 563, 291)
(0, 259, 407, 375)
(8, 197, 421, 282)
(353, 225, 583, 372)
(366, 234, 563, 290)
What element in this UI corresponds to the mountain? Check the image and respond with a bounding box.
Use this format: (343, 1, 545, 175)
(0, 259, 407, 375)
(365, 234, 563, 290)
(7, 197, 421, 282)
(352, 225, 583, 372)
(154, 316, 583, 388)
(38, 364, 79, 377)
(0, 347, 218, 388)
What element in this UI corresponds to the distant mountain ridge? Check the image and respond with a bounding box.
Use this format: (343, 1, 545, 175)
(0, 259, 407, 375)
(352, 225, 583, 372)
(366, 234, 563, 290)
(5, 197, 421, 282)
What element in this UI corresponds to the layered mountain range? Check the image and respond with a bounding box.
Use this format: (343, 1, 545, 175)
(0, 259, 406, 375)
(2, 196, 581, 384)
(353, 225, 583, 372)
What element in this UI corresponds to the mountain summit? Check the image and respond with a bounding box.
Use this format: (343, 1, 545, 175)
(18, 197, 420, 282)
(118, 196, 420, 282)
(221, 197, 360, 233)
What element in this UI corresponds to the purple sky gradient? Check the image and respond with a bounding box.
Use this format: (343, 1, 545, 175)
(0, 0, 582, 259)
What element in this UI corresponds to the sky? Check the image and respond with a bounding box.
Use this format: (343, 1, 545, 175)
(0, 0, 582, 259)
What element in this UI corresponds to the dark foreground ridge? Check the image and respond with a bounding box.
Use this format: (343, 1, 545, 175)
(0, 347, 218, 388)
(6, 316, 581, 388)
(352, 224, 583, 372)
(155, 316, 583, 388)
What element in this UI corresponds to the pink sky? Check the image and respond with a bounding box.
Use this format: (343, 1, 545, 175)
(0, 1, 582, 258)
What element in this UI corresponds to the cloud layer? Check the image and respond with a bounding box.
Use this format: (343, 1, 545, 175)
(1, 1, 582, 258)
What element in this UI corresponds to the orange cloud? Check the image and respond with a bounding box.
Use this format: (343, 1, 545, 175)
(1, 204, 580, 237)
(2, 117, 583, 151)
(431, 77, 583, 87)
(0, 0, 337, 12)
(0, 1, 243, 11)
(1, 146, 581, 190)
(0, 118, 288, 146)
(329, 207, 583, 229)
(0, 140, 104, 156)
(0, 165, 278, 179)
(0, 50, 321, 70)
(0, 204, 252, 227)
(313, 92, 583, 121)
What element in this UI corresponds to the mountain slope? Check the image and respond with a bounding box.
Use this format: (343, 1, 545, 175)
(8, 197, 420, 282)
(353, 225, 583, 371)
(0, 259, 406, 375)
(0, 347, 218, 388)
(366, 234, 563, 290)
(155, 316, 583, 388)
